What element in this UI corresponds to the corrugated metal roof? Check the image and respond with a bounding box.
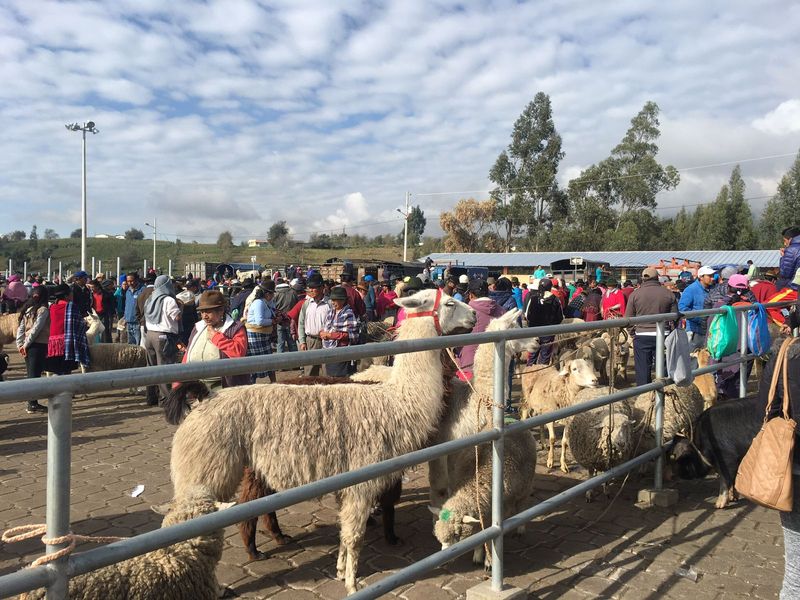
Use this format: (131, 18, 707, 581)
(424, 250, 781, 269)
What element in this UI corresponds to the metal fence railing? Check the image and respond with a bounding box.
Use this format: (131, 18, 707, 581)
(0, 300, 793, 599)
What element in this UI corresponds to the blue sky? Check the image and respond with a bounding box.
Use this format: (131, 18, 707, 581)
(1, 0, 799, 243)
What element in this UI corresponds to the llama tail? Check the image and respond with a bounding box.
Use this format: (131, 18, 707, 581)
(164, 381, 212, 425)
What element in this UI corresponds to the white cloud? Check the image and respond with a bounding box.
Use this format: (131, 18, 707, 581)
(0, 0, 799, 248)
(753, 100, 800, 135)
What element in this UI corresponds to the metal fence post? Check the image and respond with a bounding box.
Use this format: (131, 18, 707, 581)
(491, 341, 505, 591)
(653, 321, 665, 490)
(739, 310, 749, 398)
(46, 392, 73, 599)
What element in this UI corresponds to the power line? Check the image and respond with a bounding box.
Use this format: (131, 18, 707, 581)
(412, 151, 797, 198)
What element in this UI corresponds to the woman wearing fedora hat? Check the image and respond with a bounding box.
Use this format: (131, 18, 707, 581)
(181, 290, 249, 390)
(320, 286, 359, 377)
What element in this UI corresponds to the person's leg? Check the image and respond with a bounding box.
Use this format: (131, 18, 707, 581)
(304, 336, 323, 376)
(780, 484, 800, 599)
(537, 336, 555, 365)
(142, 331, 160, 405)
(633, 336, 655, 387)
(101, 313, 113, 343)
(127, 322, 141, 346)
(154, 332, 177, 401)
(25, 343, 49, 412)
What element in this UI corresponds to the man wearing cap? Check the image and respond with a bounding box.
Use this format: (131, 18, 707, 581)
(181, 290, 249, 390)
(678, 266, 716, 348)
(298, 274, 330, 376)
(320, 286, 359, 377)
(70, 270, 92, 318)
(625, 268, 678, 386)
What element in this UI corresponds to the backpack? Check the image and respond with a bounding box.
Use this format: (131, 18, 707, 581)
(747, 302, 772, 356)
(706, 305, 739, 360)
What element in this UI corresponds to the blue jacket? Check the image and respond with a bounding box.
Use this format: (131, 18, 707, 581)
(489, 290, 518, 312)
(124, 283, 144, 323)
(678, 280, 710, 334)
(511, 287, 524, 310)
(778, 235, 800, 291)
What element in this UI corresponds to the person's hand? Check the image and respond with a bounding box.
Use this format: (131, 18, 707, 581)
(18, 346, 26, 358)
(781, 323, 792, 336)
(299, 343, 307, 351)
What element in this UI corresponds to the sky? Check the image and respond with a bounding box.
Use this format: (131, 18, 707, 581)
(1, 0, 799, 245)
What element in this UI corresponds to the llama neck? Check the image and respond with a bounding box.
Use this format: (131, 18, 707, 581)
(390, 318, 444, 412)
(471, 341, 510, 398)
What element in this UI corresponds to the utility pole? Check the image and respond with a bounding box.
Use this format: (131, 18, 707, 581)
(145, 218, 157, 272)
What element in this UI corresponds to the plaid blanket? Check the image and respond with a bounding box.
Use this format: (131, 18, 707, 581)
(246, 331, 274, 378)
(64, 301, 91, 367)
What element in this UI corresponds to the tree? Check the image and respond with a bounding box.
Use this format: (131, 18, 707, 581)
(29, 225, 38, 250)
(489, 92, 566, 251)
(568, 101, 679, 231)
(760, 150, 800, 247)
(70, 228, 82, 239)
(405, 205, 426, 246)
(267, 221, 289, 247)
(217, 231, 234, 248)
(44, 228, 59, 240)
(125, 228, 144, 240)
(5, 230, 26, 241)
(726, 165, 757, 250)
(440, 198, 502, 252)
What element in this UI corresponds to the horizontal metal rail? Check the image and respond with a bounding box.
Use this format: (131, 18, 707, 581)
(0, 302, 789, 402)
(0, 299, 792, 599)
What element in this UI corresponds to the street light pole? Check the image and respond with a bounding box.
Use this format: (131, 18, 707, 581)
(145, 218, 157, 272)
(396, 192, 410, 262)
(65, 121, 99, 272)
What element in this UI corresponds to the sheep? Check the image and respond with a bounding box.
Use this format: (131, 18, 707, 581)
(558, 337, 609, 384)
(628, 384, 705, 453)
(565, 387, 635, 501)
(26, 487, 232, 600)
(430, 427, 537, 567)
(690, 348, 718, 408)
(169, 289, 477, 594)
(0, 312, 17, 349)
(85, 343, 147, 372)
(600, 327, 629, 384)
(519, 358, 600, 473)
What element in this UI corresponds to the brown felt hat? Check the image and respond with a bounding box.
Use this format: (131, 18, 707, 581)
(197, 290, 226, 311)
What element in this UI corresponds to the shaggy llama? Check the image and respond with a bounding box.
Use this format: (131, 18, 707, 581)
(170, 289, 476, 594)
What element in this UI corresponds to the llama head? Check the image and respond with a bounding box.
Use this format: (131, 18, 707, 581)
(395, 289, 476, 335)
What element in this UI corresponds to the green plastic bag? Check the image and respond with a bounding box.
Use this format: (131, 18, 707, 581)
(706, 305, 739, 360)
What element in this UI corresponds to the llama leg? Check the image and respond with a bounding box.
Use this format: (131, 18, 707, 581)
(339, 494, 371, 594)
(560, 426, 570, 474)
(716, 479, 730, 509)
(238, 468, 266, 560)
(546, 422, 555, 470)
(380, 480, 402, 545)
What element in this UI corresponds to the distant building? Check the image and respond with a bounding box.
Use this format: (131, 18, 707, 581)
(115, 235, 125, 240)
(94, 234, 110, 239)
(248, 239, 269, 248)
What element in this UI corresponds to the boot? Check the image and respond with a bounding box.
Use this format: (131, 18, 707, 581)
(26, 401, 48, 414)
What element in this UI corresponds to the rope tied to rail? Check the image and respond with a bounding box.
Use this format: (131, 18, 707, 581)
(2, 524, 127, 568)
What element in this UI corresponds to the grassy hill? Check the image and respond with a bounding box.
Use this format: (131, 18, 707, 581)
(0, 237, 408, 277)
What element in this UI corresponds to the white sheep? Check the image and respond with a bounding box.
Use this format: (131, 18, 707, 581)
(519, 358, 599, 473)
(430, 427, 537, 567)
(565, 386, 635, 500)
(26, 487, 232, 600)
(235, 269, 260, 283)
(169, 289, 477, 594)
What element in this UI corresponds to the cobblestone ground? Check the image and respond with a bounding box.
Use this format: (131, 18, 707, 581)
(0, 352, 785, 599)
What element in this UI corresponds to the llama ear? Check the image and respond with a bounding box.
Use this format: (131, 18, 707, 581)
(461, 515, 481, 524)
(150, 501, 174, 515)
(394, 295, 425, 310)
